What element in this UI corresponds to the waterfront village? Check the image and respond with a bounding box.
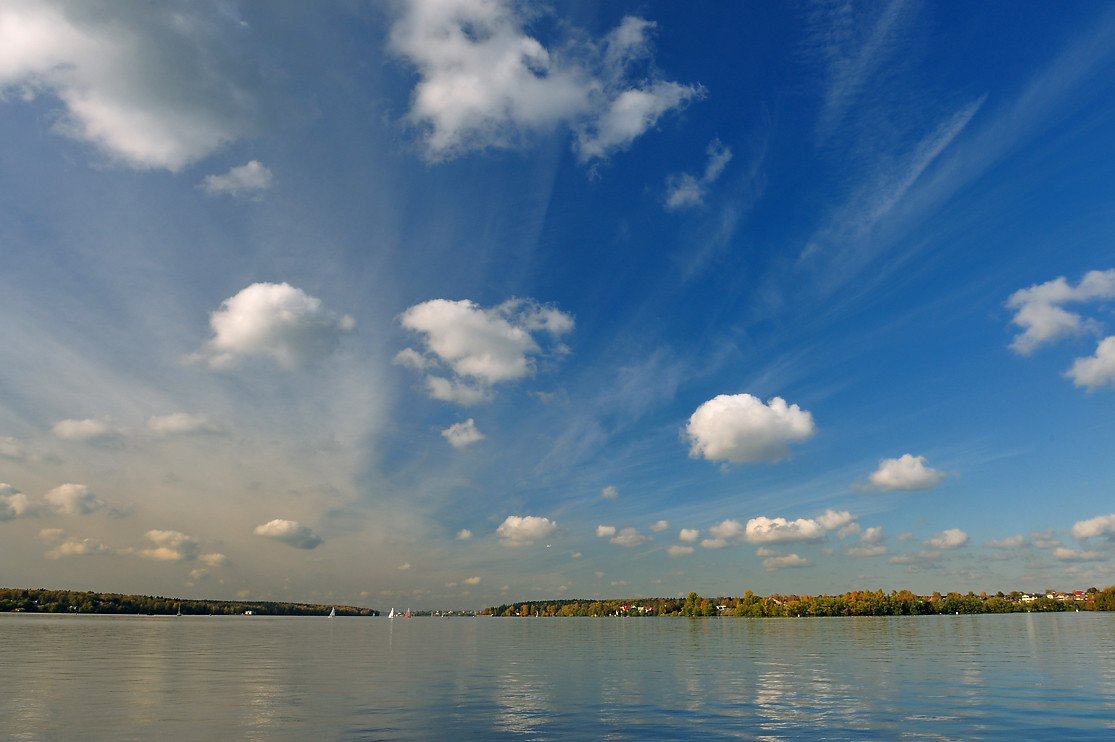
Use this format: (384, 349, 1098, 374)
(480, 587, 1114, 618)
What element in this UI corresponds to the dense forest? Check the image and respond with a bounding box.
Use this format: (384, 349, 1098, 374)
(483, 586, 1115, 617)
(0, 588, 378, 616)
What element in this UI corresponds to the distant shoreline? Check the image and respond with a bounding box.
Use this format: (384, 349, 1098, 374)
(481, 587, 1115, 617)
(6, 586, 1114, 618)
(0, 587, 378, 616)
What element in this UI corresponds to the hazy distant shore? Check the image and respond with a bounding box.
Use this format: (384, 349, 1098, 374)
(9, 586, 1113, 619)
(0, 587, 377, 616)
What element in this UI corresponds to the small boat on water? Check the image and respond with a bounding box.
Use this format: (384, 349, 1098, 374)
(388, 608, 395, 618)
(329, 607, 336, 618)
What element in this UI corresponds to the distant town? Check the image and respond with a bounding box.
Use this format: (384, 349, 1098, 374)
(481, 588, 1115, 617)
(4, 586, 1115, 618)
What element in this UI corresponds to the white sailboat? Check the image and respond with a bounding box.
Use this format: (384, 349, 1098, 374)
(388, 607, 395, 618)
(329, 607, 336, 618)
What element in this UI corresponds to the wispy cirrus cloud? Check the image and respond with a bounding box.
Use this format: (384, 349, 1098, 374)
(664, 139, 732, 210)
(799, 95, 984, 278)
(146, 413, 222, 436)
(807, 0, 923, 144)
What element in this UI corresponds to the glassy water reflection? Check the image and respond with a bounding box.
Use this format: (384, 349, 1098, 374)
(2, 612, 1113, 740)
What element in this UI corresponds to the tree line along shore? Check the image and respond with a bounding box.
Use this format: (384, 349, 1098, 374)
(482, 587, 1115, 617)
(0, 588, 377, 616)
(5, 586, 1115, 618)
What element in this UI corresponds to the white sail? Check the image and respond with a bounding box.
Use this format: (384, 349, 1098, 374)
(329, 607, 336, 618)
(388, 608, 395, 618)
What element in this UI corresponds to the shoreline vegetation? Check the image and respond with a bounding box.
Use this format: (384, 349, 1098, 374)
(5, 586, 1115, 618)
(479, 587, 1115, 617)
(0, 588, 377, 616)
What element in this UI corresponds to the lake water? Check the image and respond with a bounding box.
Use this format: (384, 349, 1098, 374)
(2, 611, 1114, 740)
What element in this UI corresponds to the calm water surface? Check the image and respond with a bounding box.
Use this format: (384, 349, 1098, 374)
(2, 612, 1114, 740)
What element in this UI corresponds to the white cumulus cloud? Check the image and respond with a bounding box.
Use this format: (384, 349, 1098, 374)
(441, 419, 485, 448)
(601, 485, 619, 500)
(1065, 336, 1115, 390)
(0, 1, 263, 171)
(1, 484, 43, 520)
(678, 528, 699, 543)
(708, 519, 745, 540)
(1006, 269, 1115, 354)
(51, 418, 124, 445)
(868, 454, 946, 491)
(923, 528, 968, 550)
(1053, 547, 1107, 562)
(610, 528, 647, 547)
(743, 510, 853, 544)
(253, 518, 324, 549)
(191, 283, 354, 371)
(44, 483, 104, 515)
(1072, 513, 1115, 540)
(685, 394, 816, 464)
(596, 525, 616, 538)
(200, 553, 228, 567)
(200, 161, 274, 197)
(389, 1, 700, 163)
(649, 520, 668, 532)
(43, 531, 113, 559)
(987, 534, 1028, 550)
(1031, 530, 1061, 549)
(398, 297, 572, 404)
(136, 529, 200, 561)
(667, 544, 694, 557)
(844, 525, 887, 557)
(496, 515, 556, 546)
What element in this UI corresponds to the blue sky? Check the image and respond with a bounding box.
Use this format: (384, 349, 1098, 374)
(2, 0, 1114, 609)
